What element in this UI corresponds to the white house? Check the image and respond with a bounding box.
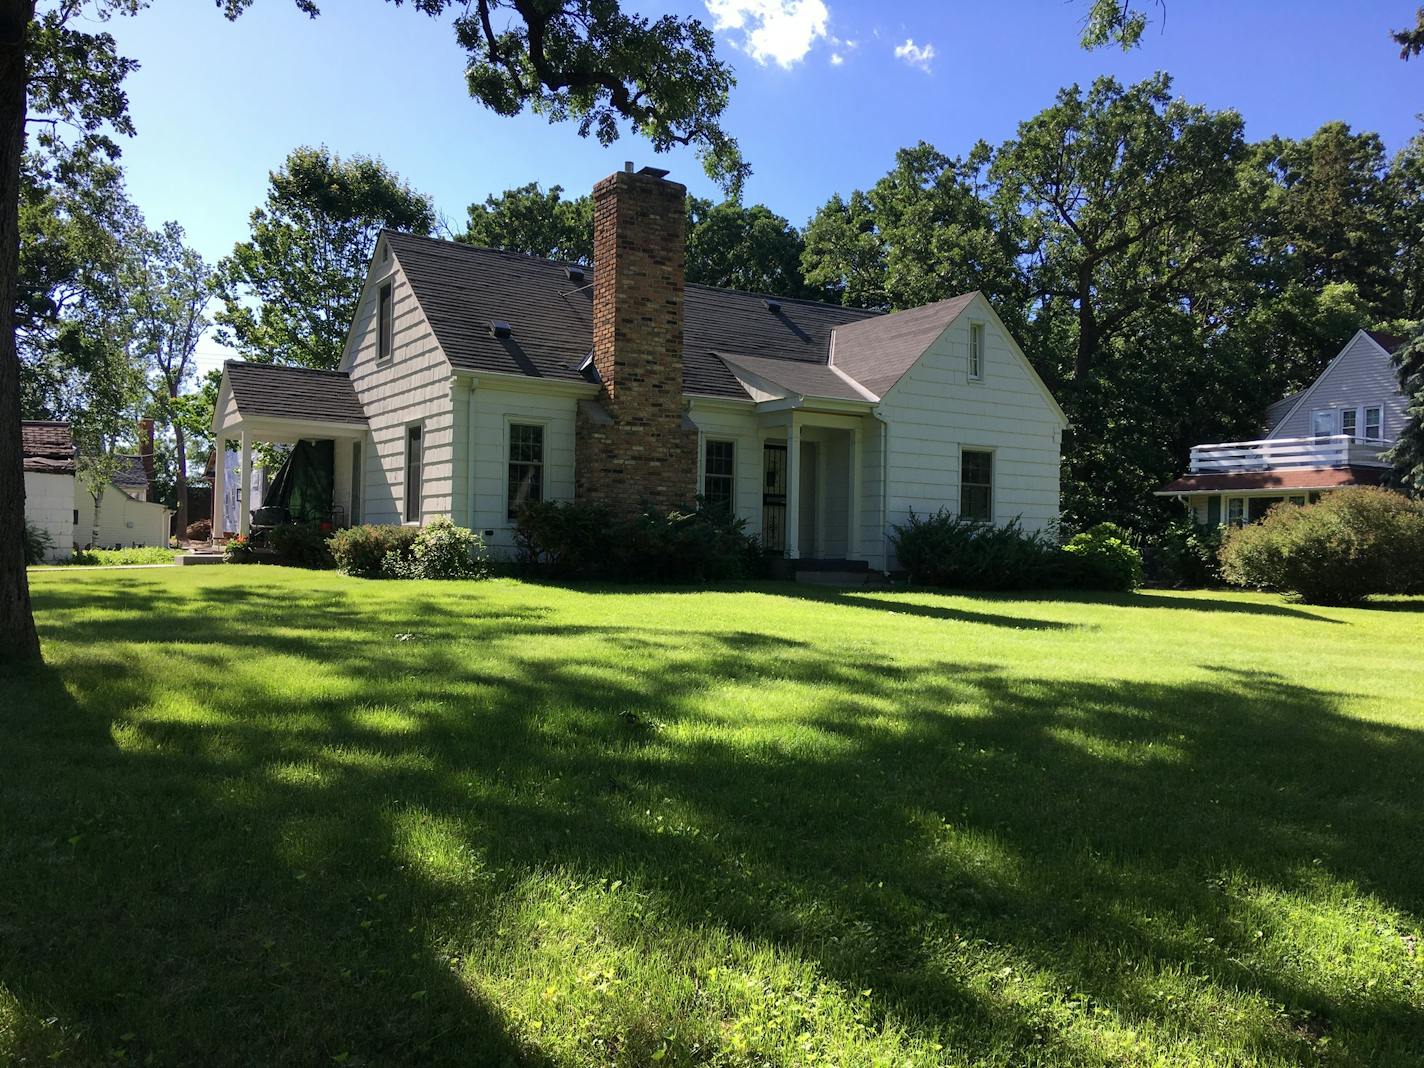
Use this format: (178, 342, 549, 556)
(1157, 329, 1405, 524)
(211, 166, 1066, 573)
(22, 421, 171, 560)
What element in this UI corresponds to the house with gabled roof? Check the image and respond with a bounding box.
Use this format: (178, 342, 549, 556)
(1157, 329, 1407, 525)
(211, 165, 1067, 573)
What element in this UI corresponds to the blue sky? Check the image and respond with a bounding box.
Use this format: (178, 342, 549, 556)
(101, 1, 1421, 374)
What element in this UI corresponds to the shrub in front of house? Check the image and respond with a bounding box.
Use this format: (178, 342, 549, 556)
(269, 522, 335, 569)
(1219, 487, 1424, 606)
(184, 519, 212, 541)
(223, 534, 257, 564)
(1142, 519, 1224, 587)
(1060, 522, 1144, 592)
(326, 524, 420, 578)
(382, 517, 490, 580)
(513, 500, 761, 582)
(890, 509, 1060, 589)
(23, 520, 53, 565)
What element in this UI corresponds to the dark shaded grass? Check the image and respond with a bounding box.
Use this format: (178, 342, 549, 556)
(1, 571, 1422, 1065)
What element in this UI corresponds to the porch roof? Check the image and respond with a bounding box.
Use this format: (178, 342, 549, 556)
(715, 351, 875, 403)
(1155, 466, 1387, 495)
(221, 361, 368, 428)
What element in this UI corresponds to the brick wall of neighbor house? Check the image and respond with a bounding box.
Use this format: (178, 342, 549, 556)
(576, 168, 698, 514)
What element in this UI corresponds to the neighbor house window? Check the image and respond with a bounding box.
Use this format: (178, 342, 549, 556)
(703, 440, 735, 514)
(1227, 498, 1245, 526)
(968, 322, 985, 380)
(507, 423, 543, 519)
(1288, 495, 1306, 506)
(1311, 410, 1334, 439)
(378, 281, 393, 361)
(404, 425, 422, 522)
(1365, 405, 1383, 441)
(1341, 408, 1357, 440)
(960, 449, 993, 522)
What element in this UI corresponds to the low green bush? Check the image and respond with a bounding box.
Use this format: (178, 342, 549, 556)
(23, 521, 53, 565)
(223, 535, 257, 564)
(383, 517, 489, 580)
(268, 522, 335, 569)
(326, 524, 420, 578)
(1143, 519, 1224, 587)
(1060, 522, 1143, 591)
(514, 500, 761, 583)
(889, 510, 1059, 589)
(59, 546, 178, 567)
(1219, 487, 1424, 605)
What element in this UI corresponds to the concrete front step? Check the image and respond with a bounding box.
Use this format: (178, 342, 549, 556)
(178, 552, 227, 566)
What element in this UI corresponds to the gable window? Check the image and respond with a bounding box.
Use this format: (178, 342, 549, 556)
(1364, 405, 1383, 442)
(378, 281, 394, 361)
(703, 440, 735, 515)
(960, 448, 993, 522)
(1341, 408, 1357, 440)
(404, 424, 422, 522)
(507, 423, 543, 519)
(1311, 410, 1334, 439)
(968, 322, 985, 380)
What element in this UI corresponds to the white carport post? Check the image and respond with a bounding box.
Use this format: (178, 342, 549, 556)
(238, 428, 252, 538)
(785, 410, 801, 560)
(210, 429, 225, 543)
(849, 424, 863, 560)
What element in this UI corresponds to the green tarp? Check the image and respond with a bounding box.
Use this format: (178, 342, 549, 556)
(265, 439, 334, 524)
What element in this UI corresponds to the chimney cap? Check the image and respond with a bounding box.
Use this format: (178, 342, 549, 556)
(623, 161, 634, 172)
(637, 165, 671, 179)
(489, 319, 513, 339)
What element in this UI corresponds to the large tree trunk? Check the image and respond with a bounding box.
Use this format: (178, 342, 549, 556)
(0, 0, 40, 667)
(173, 419, 188, 534)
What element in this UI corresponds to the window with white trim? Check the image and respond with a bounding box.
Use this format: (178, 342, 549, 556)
(1311, 410, 1334, 439)
(507, 423, 544, 519)
(1364, 405, 1383, 442)
(960, 449, 993, 522)
(703, 440, 735, 515)
(1341, 408, 1357, 440)
(968, 322, 985, 380)
(404, 425, 422, 522)
(378, 281, 394, 361)
(1227, 497, 1245, 526)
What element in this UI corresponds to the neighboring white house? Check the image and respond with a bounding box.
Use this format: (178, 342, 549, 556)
(1157, 329, 1406, 524)
(22, 421, 171, 561)
(211, 166, 1066, 573)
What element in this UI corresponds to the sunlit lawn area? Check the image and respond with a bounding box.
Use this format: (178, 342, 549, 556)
(2, 567, 1422, 1066)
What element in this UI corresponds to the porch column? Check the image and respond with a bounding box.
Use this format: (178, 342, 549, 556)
(211, 430, 225, 543)
(238, 429, 252, 538)
(849, 425, 863, 560)
(785, 411, 801, 560)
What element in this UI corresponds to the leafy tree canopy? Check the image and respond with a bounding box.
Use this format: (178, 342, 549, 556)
(1385, 324, 1424, 493)
(216, 146, 435, 371)
(220, 0, 746, 194)
(460, 182, 593, 263)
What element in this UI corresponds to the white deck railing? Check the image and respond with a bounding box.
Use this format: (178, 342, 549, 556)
(1188, 435, 1388, 474)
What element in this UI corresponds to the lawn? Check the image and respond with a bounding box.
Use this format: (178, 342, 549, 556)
(2, 569, 1422, 1067)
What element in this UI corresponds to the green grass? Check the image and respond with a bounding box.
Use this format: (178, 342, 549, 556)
(34, 546, 179, 567)
(2, 569, 1422, 1066)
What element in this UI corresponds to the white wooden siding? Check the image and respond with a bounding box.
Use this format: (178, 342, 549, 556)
(1269, 333, 1406, 443)
(344, 250, 456, 525)
(690, 404, 764, 540)
(24, 471, 75, 560)
(876, 296, 1062, 566)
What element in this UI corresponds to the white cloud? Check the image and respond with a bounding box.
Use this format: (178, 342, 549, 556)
(830, 52, 844, 65)
(705, 0, 831, 68)
(894, 37, 936, 72)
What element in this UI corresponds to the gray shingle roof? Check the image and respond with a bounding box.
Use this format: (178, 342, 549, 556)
(716, 352, 873, 402)
(382, 231, 882, 400)
(224, 361, 368, 425)
(829, 295, 978, 399)
(1264, 390, 1303, 435)
(21, 420, 75, 474)
(111, 454, 149, 488)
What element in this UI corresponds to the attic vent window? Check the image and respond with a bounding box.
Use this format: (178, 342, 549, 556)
(764, 299, 782, 314)
(489, 320, 513, 339)
(565, 266, 585, 284)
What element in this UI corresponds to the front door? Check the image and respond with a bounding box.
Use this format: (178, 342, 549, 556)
(762, 442, 787, 553)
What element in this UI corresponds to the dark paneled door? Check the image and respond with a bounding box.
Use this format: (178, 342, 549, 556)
(762, 442, 787, 554)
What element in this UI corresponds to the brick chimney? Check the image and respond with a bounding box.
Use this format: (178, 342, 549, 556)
(137, 418, 155, 486)
(575, 164, 697, 515)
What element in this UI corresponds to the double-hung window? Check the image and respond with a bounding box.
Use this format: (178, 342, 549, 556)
(1341, 408, 1357, 440)
(703, 440, 735, 515)
(507, 423, 544, 519)
(960, 449, 993, 522)
(1227, 497, 1246, 526)
(404, 425, 422, 522)
(968, 322, 985, 380)
(1364, 405, 1383, 442)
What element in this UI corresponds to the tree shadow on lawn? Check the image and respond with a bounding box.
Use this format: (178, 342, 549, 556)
(5, 576, 1424, 1064)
